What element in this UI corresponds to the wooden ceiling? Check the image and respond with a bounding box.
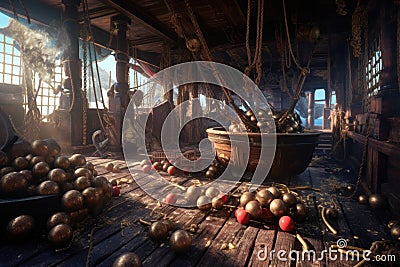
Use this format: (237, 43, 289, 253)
(0, 0, 358, 90)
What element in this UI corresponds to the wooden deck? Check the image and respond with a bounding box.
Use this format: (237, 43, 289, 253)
(0, 155, 396, 267)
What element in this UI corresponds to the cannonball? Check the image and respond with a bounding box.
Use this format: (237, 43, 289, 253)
(0, 151, 8, 166)
(12, 157, 29, 171)
(48, 224, 73, 248)
(74, 167, 93, 179)
(267, 186, 281, 199)
(61, 190, 84, 211)
(82, 187, 102, 209)
(105, 162, 114, 172)
(68, 208, 89, 224)
(255, 189, 274, 207)
(240, 192, 254, 207)
(0, 172, 28, 196)
(245, 200, 263, 218)
(197, 195, 212, 211)
(282, 192, 297, 207)
(112, 252, 142, 267)
(149, 221, 168, 241)
(32, 139, 49, 156)
(73, 176, 92, 191)
(6, 215, 35, 240)
(47, 212, 71, 229)
(205, 186, 220, 199)
(38, 180, 60, 195)
(48, 168, 68, 184)
(170, 230, 192, 252)
(0, 166, 15, 177)
(212, 196, 224, 209)
(32, 162, 50, 179)
(269, 199, 287, 217)
(84, 162, 95, 172)
(29, 156, 45, 168)
(54, 156, 71, 170)
(69, 154, 86, 167)
(185, 186, 202, 201)
(19, 170, 34, 185)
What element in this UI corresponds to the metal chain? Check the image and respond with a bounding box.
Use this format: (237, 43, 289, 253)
(346, 27, 371, 198)
(82, 27, 88, 145)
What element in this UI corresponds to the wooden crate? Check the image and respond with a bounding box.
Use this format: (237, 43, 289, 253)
(369, 113, 389, 140)
(370, 92, 400, 116)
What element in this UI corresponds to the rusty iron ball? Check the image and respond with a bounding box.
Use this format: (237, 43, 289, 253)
(47, 212, 71, 230)
(148, 221, 168, 241)
(48, 224, 73, 248)
(112, 252, 142, 267)
(170, 229, 192, 252)
(61, 190, 84, 212)
(6, 215, 35, 240)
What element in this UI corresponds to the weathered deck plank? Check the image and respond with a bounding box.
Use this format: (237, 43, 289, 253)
(0, 157, 396, 267)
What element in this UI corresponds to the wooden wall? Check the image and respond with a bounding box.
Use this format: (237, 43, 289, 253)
(341, 0, 400, 218)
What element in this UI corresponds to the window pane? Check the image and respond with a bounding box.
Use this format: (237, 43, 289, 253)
(12, 76, 19, 84)
(4, 74, 11, 83)
(5, 54, 12, 64)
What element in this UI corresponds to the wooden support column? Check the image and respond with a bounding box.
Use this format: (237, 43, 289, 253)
(307, 90, 314, 128)
(380, 1, 397, 91)
(323, 88, 331, 130)
(60, 0, 83, 147)
(108, 15, 131, 150)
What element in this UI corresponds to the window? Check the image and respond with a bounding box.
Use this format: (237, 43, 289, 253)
(0, 13, 62, 122)
(331, 90, 336, 109)
(366, 38, 382, 97)
(33, 61, 63, 121)
(0, 34, 22, 85)
(314, 88, 325, 127)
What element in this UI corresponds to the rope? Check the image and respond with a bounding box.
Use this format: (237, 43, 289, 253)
(18, 0, 30, 24)
(8, 0, 18, 21)
(244, 0, 264, 86)
(81, 0, 108, 136)
(66, 58, 76, 113)
(183, 0, 258, 132)
(82, 0, 107, 110)
(282, 0, 304, 71)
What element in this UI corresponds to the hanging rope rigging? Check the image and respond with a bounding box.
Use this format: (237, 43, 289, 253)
(244, 0, 264, 87)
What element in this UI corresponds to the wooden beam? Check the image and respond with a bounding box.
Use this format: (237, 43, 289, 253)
(78, 6, 118, 21)
(97, 0, 177, 45)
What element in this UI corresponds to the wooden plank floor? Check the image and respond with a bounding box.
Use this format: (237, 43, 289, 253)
(0, 155, 396, 267)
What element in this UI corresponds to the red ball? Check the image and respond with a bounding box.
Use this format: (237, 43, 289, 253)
(218, 192, 228, 204)
(165, 193, 177, 204)
(235, 207, 244, 218)
(142, 165, 151, 173)
(236, 209, 250, 225)
(279, 215, 295, 232)
(112, 186, 120, 197)
(167, 165, 176, 175)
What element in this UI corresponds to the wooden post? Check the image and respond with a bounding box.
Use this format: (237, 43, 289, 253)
(60, 0, 83, 147)
(307, 90, 315, 128)
(108, 15, 131, 150)
(380, 1, 397, 91)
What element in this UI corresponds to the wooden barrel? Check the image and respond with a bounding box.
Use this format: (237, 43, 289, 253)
(206, 127, 320, 179)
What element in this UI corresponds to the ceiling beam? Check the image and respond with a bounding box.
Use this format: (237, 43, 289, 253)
(0, 1, 160, 67)
(97, 0, 177, 45)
